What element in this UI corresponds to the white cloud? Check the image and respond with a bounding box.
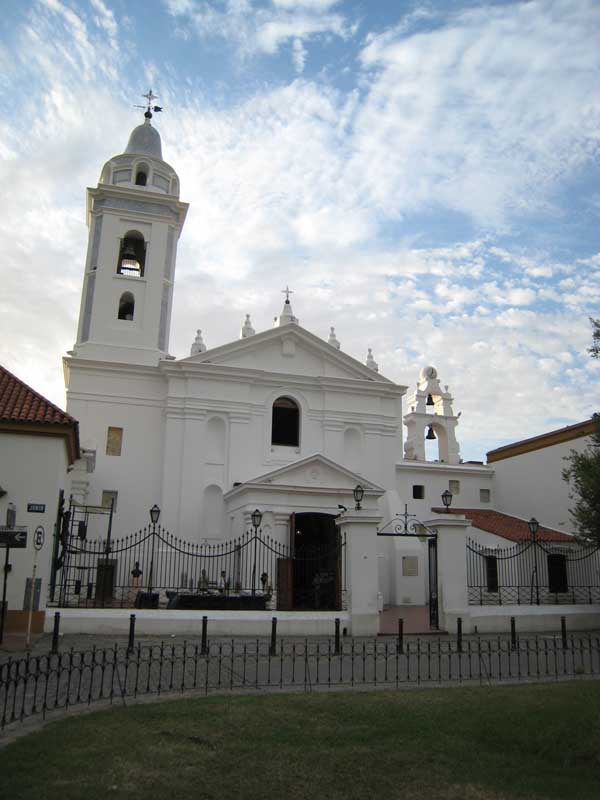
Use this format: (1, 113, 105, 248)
(353, 0, 600, 227)
(163, 0, 353, 69)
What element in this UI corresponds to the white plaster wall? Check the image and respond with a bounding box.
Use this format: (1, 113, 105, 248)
(0, 433, 68, 612)
(396, 462, 494, 518)
(65, 362, 165, 537)
(491, 436, 592, 532)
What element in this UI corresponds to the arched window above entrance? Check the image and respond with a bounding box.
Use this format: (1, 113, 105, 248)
(271, 396, 299, 447)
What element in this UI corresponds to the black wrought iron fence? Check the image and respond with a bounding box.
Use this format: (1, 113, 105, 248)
(466, 537, 600, 605)
(1, 633, 599, 732)
(51, 525, 346, 612)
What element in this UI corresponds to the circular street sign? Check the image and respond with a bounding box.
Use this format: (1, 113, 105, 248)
(34, 526, 45, 551)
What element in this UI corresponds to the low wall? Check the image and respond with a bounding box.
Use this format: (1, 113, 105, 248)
(44, 608, 351, 637)
(445, 605, 600, 634)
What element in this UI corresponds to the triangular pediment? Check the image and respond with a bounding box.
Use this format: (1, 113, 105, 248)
(179, 324, 393, 384)
(224, 454, 385, 498)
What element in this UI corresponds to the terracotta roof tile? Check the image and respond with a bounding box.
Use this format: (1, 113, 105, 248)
(0, 365, 76, 426)
(430, 507, 573, 543)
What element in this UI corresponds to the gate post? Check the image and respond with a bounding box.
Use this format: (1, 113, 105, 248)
(423, 514, 471, 633)
(335, 512, 382, 636)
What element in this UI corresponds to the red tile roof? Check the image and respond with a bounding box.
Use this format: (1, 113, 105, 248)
(431, 507, 573, 542)
(0, 365, 79, 461)
(0, 365, 75, 425)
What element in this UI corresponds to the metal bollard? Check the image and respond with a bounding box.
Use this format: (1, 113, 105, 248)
(334, 617, 341, 654)
(397, 618, 404, 654)
(51, 611, 61, 654)
(457, 617, 463, 652)
(127, 614, 136, 653)
(510, 616, 517, 650)
(201, 615, 208, 655)
(561, 616, 568, 650)
(270, 617, 277, 656)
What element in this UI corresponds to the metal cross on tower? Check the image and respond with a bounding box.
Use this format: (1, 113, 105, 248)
(134, 88, 163, 118)
(282, 285, 294, 302)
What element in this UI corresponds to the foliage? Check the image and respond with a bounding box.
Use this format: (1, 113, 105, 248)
(563, 414, 600, 544)
(1, 684, 600, 800)
(562, 318, 600, 543)
(589, 317, 600, 359)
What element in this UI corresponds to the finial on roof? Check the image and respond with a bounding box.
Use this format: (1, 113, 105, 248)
(276, 286, 298, 326)
(366, 348, 378, 372)
(241, 314, 255, 339)
(190, 329, 207, 355)
(328, 327, 340, 349)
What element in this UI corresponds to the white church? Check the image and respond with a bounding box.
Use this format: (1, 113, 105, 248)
(2, 106, 597, 639)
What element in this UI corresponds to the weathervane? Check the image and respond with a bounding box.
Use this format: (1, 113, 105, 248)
(282, 285, 293, 302)
(134, 88, 163, 120)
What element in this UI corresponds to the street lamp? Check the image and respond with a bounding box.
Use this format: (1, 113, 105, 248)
(251, 509, 262, 595)
(5, 503, 16, 529)
(353, 484, 364, 511)
(441, 490, 453, 511)
(149, 504, 161, 526)
(251, 508, 263, 531)
(147, 504, 161, 594)
(528, 517, 540, 606)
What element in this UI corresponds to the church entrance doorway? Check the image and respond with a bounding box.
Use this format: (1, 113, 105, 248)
(277, 512, 342, 611)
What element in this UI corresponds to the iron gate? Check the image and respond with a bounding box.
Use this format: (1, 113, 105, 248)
(378, 506, 439, 629)
(466, 536, 600, 605)
(49, 502, 346, 611)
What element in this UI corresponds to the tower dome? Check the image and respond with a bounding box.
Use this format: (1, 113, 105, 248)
(125, 116, 163, 159)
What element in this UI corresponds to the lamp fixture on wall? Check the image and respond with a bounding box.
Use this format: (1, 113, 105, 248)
(353, 484, 364, 511)
(441, 490, 453, 512)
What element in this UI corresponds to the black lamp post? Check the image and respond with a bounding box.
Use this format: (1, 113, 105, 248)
(528, 517, 540, 605)
(5, 503, 16, 529)
(251, 508, 262, 595)
(441, 489, 453, 512)
(353, 484, 364, 511)
(147, 504, 161, 594)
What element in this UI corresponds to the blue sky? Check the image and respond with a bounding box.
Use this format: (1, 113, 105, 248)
(0, 0, 599, 461)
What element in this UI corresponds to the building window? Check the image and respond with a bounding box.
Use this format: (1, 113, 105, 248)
(449, 479, 460, 495)
(547, 554, 568, 594)
(485, 555, 499, 592)
(412, 485, 425, 500)
(101, 490, 118, 512)
(117, 230, 146, 277)
(106, 427, 123, 456)
(135, 164, 148, 186)
(271, 397, 299, 447)
(118, 292, 135, 320)
(480, 488, 491, 503)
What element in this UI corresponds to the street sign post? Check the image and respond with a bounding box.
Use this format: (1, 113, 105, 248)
(0, 526, 27, 644)
(26, 526, 44, 649)
(0, 526, 28, 548)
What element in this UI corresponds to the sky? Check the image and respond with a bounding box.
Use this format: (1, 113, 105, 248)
(0, 0, 599, 462)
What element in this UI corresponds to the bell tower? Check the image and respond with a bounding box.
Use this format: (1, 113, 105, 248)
(403, 366, 461, 464)
(72, 95, 188, 365)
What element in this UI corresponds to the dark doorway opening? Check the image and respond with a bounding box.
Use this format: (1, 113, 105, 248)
(292, 513, 340, 610)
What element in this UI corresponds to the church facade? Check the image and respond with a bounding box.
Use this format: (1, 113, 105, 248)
(59, 110, 598, 635)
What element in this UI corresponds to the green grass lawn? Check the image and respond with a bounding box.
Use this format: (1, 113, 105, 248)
(1, 682, 599, 800)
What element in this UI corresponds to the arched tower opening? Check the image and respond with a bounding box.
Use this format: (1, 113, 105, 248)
(117, 230, 146, 277)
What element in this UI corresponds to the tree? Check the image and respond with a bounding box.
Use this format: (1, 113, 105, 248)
(562, 318, 600, 544)
(589, 317, 600, 359)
